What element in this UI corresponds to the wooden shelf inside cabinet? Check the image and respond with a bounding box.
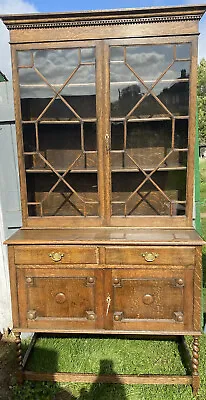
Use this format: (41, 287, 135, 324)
(111, 167, 187, 172)
(2, 3, 206, 393)
(25, 168, 98, 173)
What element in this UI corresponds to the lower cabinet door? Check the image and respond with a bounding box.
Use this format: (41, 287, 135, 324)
(17, 267, 103, 330)
(110, 268, 194, 332)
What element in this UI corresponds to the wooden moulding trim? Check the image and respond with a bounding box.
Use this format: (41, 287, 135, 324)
(4, 15, 203, 30)
(22, 371, 193, 384)
(24, 215, 189, 228)
(1, 5, 205, 30)
(12, 328, 202, 335)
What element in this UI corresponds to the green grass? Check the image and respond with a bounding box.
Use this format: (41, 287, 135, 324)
(12, 335, 206, 399)
(200, 159, 206, 213)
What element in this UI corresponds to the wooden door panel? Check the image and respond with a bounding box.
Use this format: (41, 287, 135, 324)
(17, 268, 103, 330)
(111, 268, 193, 332)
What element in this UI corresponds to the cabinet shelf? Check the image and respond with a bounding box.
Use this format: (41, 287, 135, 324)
(25, 166, 186, 174)
(111, 167, 187, 172)
(26, 168, 98, 173)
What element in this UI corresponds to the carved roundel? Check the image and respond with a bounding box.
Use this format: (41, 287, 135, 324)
(142, 294, 154, 305)
(55, 292, 66, 304)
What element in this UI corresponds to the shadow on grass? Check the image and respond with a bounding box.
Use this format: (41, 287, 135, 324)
(54, 360, 128, 399)
(14, 339, 128, 400)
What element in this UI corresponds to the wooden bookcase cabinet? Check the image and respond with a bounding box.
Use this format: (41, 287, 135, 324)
(2, 4, 206, 393)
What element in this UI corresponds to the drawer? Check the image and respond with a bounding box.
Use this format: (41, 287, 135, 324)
(105, 246, 195, 266)
(14, 245, 98, 265)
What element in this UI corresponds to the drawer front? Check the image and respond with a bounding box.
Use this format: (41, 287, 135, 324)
(17, 268, 103, 330)
(105, 246, 195, 266)
(14, 245, 98, 265)
(108, 268, 194, 332)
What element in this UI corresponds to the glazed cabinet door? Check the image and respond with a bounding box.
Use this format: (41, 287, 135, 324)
(106, 268, 194, 332)
(17, 267, 104, 330)
(104, 39, 193, 226)
(15, 42, 105, 226)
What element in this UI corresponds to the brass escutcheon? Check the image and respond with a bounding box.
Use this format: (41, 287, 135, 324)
(49, 252, 64, 262)
(141, 252, 159, 262)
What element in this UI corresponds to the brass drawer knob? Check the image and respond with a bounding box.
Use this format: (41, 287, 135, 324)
(49, 252, 64, 262)
(113, 278, 120, 285)
(141, 252, 159, 262)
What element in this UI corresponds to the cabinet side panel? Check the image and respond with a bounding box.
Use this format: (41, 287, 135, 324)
(193, 246, 202, 331)
(8, 246, 19, 327)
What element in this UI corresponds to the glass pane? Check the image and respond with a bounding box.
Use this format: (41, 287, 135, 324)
(39, 124, 83, 170)
(24, 123, 98, 171)
(19, 68, 55, 121)
(110, 63, 139, 83)
(125, 121, 172, 169)
(61, 65, 96, 118)
(111, 172, 171, 216)
(110, 46, 124, 62)
(84, 123, 97, 151)
(126, 45, 174, 82)
(153, 81, 189, 116)
(41, 98, 81, 121)
(81, 48, 95, 63)
(174, 119, 188, 148)
(26, 172, 99, 217)
(152, 170, 186, 206)
(111, 122, 124, 150)
(23, 124, 36, 152)
(18, 51, 33, 67)
(161, 151, 187, 168)
(110, 63, 146, 118)
(176, 44, 191, 60)
(111, 170, 186, 216)
(163, 61, 190, 80)
(18, 49, 96, 121)
(34, 49, 79, 85)
(130, 94, 170, 118)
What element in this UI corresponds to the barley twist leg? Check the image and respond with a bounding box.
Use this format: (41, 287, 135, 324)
(192, 336, 200, 395)
(14, 332, 23, 384)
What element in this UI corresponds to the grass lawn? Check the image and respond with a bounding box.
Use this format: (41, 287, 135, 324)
(200, 159, 206, 214)
(10, 159, 206, 400)
(11, 335, 206, 400)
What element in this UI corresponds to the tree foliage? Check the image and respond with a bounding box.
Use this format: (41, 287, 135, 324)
(197, 58, 206, 145)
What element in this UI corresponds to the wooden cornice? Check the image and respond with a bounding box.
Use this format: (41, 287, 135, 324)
(1, 4, 206, 30)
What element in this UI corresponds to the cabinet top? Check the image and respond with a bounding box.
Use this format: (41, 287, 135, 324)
(1, 4, 206, 30)
(5, 228, 205, 246)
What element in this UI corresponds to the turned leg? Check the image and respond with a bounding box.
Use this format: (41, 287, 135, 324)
(14, 332, 23, 384)
(192, 336, 200, 395)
